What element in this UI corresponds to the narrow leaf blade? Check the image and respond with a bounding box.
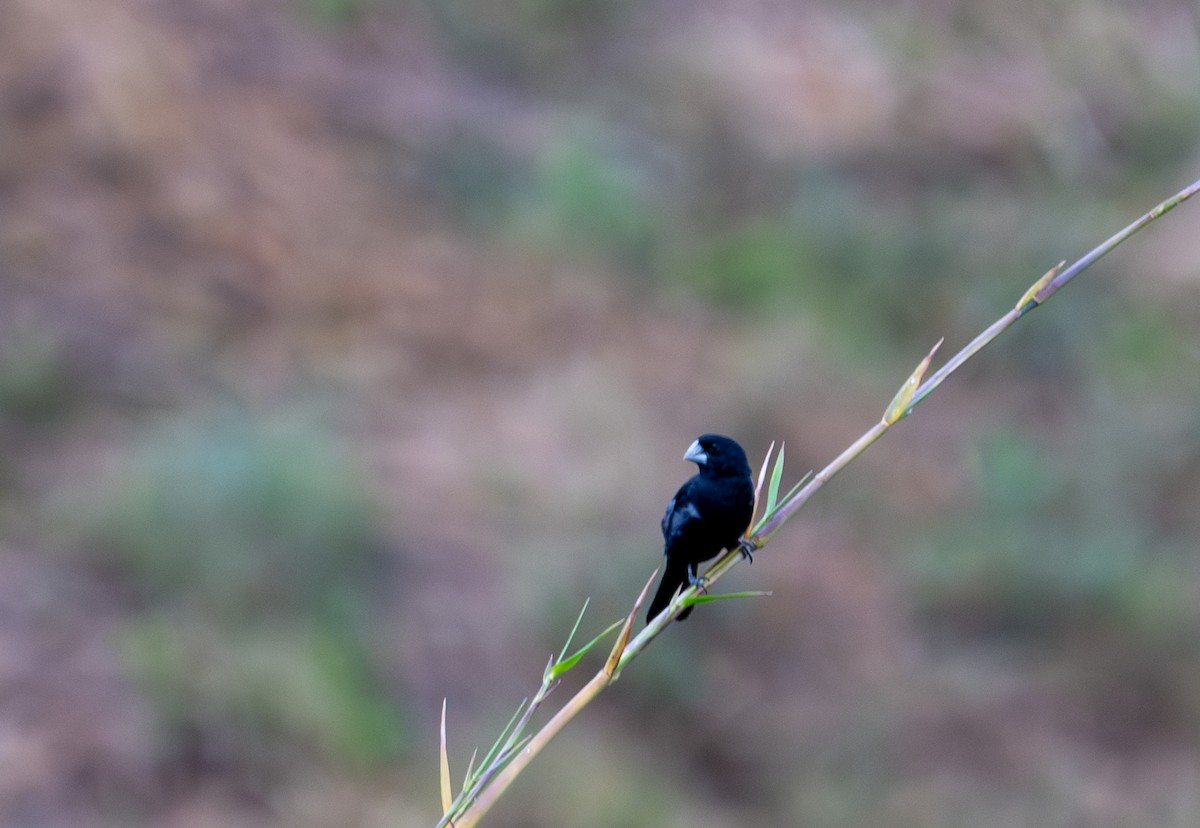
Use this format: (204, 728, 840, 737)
(752, 441, 776, 521)
(462, 747, 479, 793)
(681, 590, 773, 606)
(763, 442, 786, 518)
(556, 598, 590, 664)
(550, 618, 623, 678)
(609, 568, 657, 678)
(477, 699, 527, 775)
(779, 469, 814, 509)
(439, 699, 453, 815)
(1016, 260, 1065, 311)
(884, 338, 943, 424)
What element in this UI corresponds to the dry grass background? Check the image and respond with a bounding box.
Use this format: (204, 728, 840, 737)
(2, 0, 1200, 826)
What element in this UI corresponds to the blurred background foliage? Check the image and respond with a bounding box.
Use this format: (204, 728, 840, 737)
(0, 0, 1198, 826)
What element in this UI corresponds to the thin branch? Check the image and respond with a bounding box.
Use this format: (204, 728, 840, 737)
(433, 176, 1200, 827)
(754, 176, 1200, 544)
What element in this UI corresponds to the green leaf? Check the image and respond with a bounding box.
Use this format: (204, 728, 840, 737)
(681, 590, 773, 606)
(753, 461, 815, 535)
(763, 442, 786, 519)
(557, 599, 590, 663)
(495, 734, 533, 766)
(1015, 261, 1064, 312)
(778, 469, 814, 510)
(753, 441, 776, 516)
(475, 699, 527, 781)
(883, 338, 943, 424)
(549, 618, 623, 678)
(462, 747, 479, 793)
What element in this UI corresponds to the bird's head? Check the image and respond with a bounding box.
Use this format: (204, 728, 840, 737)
(684, 434, 750, 477)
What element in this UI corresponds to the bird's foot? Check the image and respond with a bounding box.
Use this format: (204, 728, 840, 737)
(737, 537, 756, 564)
(686, 567, 709, 594)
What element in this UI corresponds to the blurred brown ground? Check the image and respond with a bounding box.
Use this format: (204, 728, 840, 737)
(2, 0, 1200, 826)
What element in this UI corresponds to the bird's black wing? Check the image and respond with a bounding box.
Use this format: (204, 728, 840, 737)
(661, 484, 703, 545)
(649, 478, 706, 621)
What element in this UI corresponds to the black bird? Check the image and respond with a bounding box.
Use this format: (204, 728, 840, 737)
(647, 434, 755, 623)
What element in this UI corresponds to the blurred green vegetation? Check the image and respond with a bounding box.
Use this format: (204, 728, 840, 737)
(303, 0, 363, 25)
(61, 412, 407, 769)
(413, 113, 1195, 377)
(907, 427, 1198, 644)
(421, 0, 629, 80)
(76, 413, 377, 611)
(524, 139, 659, 268)
(0, 323, 77, 426)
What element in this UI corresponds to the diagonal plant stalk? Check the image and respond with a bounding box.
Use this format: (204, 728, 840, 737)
(441, 576, 654, 828)
(438, 176, 1200, 827)
(747, 176, 1200, 550)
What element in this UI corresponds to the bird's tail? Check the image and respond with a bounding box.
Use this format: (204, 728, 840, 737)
(647, 557, 695, 623)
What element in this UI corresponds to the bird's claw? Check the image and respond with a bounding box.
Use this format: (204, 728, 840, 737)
(737, 537, 756, 564)
(686, 567, 709, 594)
